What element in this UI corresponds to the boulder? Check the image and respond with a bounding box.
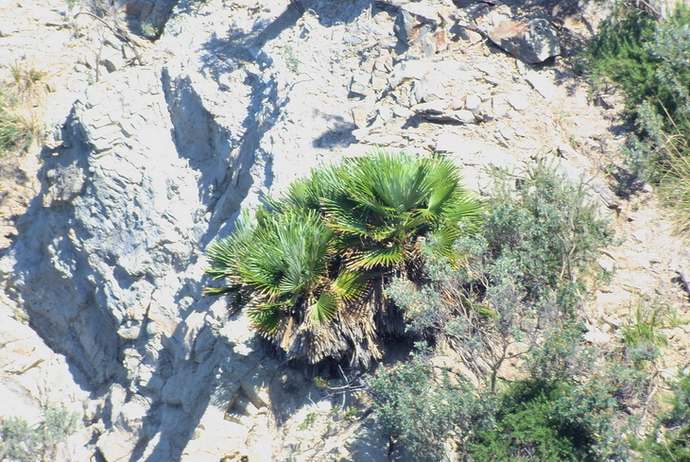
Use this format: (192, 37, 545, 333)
(487, 18, 560, 64)
(470, 5, 560, 63)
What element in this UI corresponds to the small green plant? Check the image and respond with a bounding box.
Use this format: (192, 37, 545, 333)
(0, 90, 32, 156)
(0, 404, 80, 462)
(141, 21, 160, 40)
(314, 376, 329, 389)
(620, 299, 673, 369)
(298, 412, 317, 431)
(284, 45, 299, 73)
(634, 371, 690, 460)
(342, 407, 358, 422)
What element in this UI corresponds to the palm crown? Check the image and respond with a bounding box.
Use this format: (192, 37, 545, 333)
(205, 149, 482, 366)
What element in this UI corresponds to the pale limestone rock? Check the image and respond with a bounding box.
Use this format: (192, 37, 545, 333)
(487, 18, 560, 64)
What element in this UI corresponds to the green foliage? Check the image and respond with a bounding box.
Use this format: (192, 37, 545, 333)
(141, 21, 160, 39)
(634, 371, 690, 461)
(483, 161, 613, 304)
(284, 45, 299, 73)
(620, 300, 671, 369)
(468, 377, 619, 462)
(586, 5, 657, 110)
(370, 356, 483, 461)
(586, 3, 690, 231)
(0, 404, 80, 462)
(298, 412, 317, 431)
(526, 322, 592, 381)
(388, 161, 612, 390)
(205, 149, 482, 366)
(371, 353, 623, 461)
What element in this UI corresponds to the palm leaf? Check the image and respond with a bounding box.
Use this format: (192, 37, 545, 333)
(309, 291, 338, 324)
(201, 285, 240, 296)
(349, 244, 406, 270)
(332, 270, 369, 301)
(247, 304, 283, 334)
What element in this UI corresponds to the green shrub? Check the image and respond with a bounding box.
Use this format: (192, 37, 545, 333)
(586, 5, 657, 110)
(387, 161, 612, 390)
(370, 356, 486, 461)
(0, 404, 80, 462)
(468, 377, 620, 462)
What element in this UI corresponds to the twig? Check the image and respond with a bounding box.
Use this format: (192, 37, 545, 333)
(74, 11, 145, 66)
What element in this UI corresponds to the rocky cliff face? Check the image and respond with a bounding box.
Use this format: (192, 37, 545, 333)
(1, 0, 689, 460)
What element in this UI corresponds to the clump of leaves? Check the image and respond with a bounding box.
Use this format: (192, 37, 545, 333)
(468, 377, 619, 462)
(370, 356, 485, 461)
(620, 299, 672, 369)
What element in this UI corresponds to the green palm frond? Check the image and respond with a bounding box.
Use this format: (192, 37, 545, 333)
(247, 304, 283, 334)
(267, 163, 347, 214)
(349, 244, 406, 270)
(205, 210, 256, 278)
(309, 291, 338, 324)
(332, 270, 369, 301)
(201, 285, 241, 296)
(444, 194, 484, 225)
(344, 149, 429, 214)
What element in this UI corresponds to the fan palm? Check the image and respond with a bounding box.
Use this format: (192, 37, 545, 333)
(204, 149, 482, 366)
(205, 208, 371, 363)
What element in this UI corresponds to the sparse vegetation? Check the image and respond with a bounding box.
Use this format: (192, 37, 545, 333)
(8, 62, 47, 107)
(585, 2, 690, 232)
(0, 90, 33, 156)
(634, 371, 690, 461)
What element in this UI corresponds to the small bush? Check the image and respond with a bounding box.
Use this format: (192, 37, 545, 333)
(0, 404, 80, 462)
(468, 377, 620, 462)
(370, 356, 486, 461)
